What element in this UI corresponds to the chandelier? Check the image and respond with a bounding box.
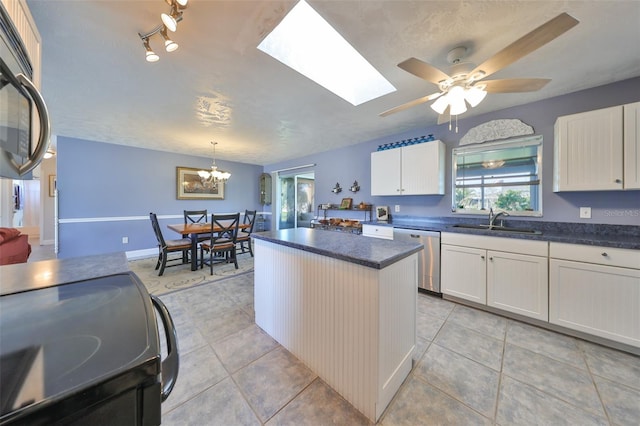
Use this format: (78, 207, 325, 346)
(198, 142, 231, 189)
(138, 0, 189, 63)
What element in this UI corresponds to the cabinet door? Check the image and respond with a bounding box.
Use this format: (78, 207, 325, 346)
(549, 259, 640, 348)
(554, 105, 624, 191)
(441, 245, 486, 304)
(401, 141, 445, 195)
(371, 149, 401, 196)
(487, 251, 548, 321)
(624, 102, 640, 189)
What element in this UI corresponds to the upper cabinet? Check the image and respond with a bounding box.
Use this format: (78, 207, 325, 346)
(553, 102, 639, 191)
(1, 0, 42, 88)
(259, 173, 272, 205)
(371, 140, 445, 196)
(624, 102, 640, 189)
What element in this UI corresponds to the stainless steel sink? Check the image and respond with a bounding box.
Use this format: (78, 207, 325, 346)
(452, 224, 542, 235)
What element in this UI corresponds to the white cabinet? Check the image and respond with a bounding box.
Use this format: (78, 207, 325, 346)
(553, 102, 640, 191)
(441, 233, 549, 320)
(371, 141, 445, 196)
(362, 224, 393, 240)
(1, 0, 42, 88)
(549, 242, 640, 348)
(487, 250, 548, 321)
(441, 244, 487, 304)
(624, 102, 640, 189)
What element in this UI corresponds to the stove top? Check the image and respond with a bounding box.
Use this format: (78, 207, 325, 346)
(0, 273, 160, 419)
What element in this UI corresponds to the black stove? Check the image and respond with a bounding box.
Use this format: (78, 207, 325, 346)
(0, 272, 178, 425)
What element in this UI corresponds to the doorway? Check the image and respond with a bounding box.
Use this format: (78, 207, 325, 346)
(277, 172, 315, 230)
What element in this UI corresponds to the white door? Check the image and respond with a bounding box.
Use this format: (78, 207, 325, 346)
(441, 244, 487, 304)
(371, 149, 401, 196)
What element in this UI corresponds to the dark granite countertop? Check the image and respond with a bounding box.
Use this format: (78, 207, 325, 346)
(363, 216, 640, 250)
(0, 252, 130, 296)
(252, 228, 423, 269)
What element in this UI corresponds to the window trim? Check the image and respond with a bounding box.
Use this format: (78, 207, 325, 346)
(451, 135, 543, 217)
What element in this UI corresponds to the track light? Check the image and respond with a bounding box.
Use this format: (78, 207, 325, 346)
(161, 3, 179, 32)
(142, 37, 160, 62)
(160, 27, 179, 52)
(138, 0, 188, 62)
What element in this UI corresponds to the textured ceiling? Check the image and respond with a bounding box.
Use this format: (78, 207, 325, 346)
(27, 0, 640, 165)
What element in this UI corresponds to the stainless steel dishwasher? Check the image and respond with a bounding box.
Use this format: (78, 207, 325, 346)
(393, 228, 441, 295)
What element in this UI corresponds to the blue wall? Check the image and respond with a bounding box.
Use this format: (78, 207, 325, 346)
(56, 78, 639, 259)
(265, 77, 640, 226)
(57, 137, 263, 258)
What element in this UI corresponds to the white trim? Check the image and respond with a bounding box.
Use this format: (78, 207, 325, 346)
(58, 212, 257, 224)
(125, 248, 157, 260)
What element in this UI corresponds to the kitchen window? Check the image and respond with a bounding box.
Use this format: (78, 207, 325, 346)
(452, 135, 543, 216)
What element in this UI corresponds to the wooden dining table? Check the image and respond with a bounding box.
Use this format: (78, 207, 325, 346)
(167, 222, 250, 271)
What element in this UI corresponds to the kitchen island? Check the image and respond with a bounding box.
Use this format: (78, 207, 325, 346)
(252, 228, 422, 422)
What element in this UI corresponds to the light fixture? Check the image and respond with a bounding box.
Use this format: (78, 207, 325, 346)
(160, 27, 178, 52)
(349, 181, 360, 193)
(198, 141, 231, 189)
(138, 0, 188, 62)
(331, 183, 342, 193)
(141, 37, 160, 62)
(43, 149, 56, 159)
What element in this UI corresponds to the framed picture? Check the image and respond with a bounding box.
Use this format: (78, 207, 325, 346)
(48, 175, 56, 197)
(339, 197, 353, 209)
(376, 206, 389, 221)
(176, 167, 225, 200)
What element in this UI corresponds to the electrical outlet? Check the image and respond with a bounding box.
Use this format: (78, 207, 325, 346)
(395, 205, 400, 213)
(122, 236, 129, 244)
(579, 207, 591, 219)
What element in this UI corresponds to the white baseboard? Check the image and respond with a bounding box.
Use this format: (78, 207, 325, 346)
(125, 248, 157, 260)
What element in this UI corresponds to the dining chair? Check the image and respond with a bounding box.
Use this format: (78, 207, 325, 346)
(199, 212, 240, 274)
(149, 212, 191, 276)
(183, 209, 211, 241)
(236, 210, 257, 257)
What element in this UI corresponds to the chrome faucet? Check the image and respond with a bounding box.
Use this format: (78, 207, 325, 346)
(489, 208, 509, 228)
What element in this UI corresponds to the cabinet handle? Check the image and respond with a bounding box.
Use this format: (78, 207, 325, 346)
(615, 179, 622, 183)
(481, 255, 485, 260)
(396, 189, 401, 192)
(601, 252, 608, 257)
(489, 257, 494, 261)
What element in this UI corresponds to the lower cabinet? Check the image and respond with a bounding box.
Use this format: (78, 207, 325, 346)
(441, 233, 549, 321)
(487, 251, 548, 321)
(549, 242, 640, 348)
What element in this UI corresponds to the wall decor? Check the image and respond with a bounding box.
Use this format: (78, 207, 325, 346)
(48, 175, 56, 197)
(339, 197, 353, 209)
(459, 119, 534, 146)
(176, 166, 224, 200)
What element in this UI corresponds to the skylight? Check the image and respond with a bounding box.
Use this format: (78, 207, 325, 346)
(258, 0, 396, 106)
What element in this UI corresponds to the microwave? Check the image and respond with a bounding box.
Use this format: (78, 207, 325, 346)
(0, 4, 50, 179)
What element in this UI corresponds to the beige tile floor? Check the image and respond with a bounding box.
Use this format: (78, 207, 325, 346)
(157, 272, 640, 426)
(23, 245, 639, 424)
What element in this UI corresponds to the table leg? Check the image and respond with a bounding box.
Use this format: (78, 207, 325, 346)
(190, 233, 198, 271)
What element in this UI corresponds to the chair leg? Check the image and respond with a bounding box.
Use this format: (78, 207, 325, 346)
(209, 250, 214, 275)
(158, 250, 167, 276)
(248, 240, 253, 257)
(155, 251, 162, 270)
(232, 247, 238, 269)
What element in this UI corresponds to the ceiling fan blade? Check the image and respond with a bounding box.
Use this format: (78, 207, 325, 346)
(379, 92, 443, 117)
(398, 58, 451, 85)
(481, 78, 551, 93)
(470, 13, 579, 79)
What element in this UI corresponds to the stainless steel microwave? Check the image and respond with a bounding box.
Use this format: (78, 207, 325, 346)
(0, 4, 50, 180)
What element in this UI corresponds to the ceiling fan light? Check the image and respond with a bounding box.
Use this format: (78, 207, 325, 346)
(165, 39, 179, 52)
(431, 94, 449, 115)
(465, 86, 487, 107)
(176, 0, 188, 6)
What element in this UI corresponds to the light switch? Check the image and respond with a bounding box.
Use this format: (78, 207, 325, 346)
(579, 207, 591, 219)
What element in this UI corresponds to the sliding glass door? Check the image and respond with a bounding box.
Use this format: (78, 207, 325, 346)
(277, 172, 314, 230)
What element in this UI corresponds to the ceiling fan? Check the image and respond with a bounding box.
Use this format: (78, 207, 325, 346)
(379, 13, 579, 123)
